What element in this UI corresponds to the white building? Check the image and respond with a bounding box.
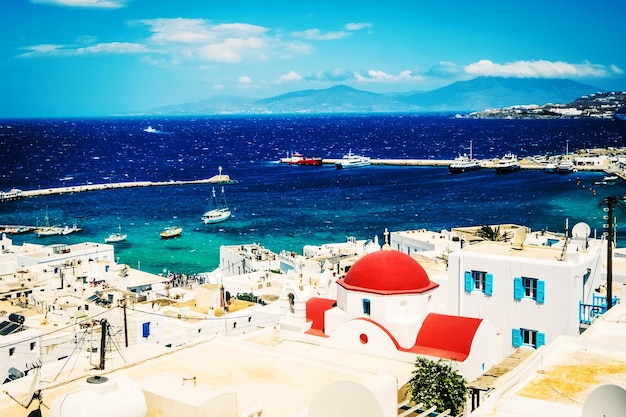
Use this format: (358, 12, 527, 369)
(447, 226, 605, 356)
(280, 249, 501, 381)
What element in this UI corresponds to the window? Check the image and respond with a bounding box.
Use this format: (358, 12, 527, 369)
(464, 270, 493, 295)
(142, 322, 150, 338)
(514, 277, 545, 303)
(30, 342, 36, 351)
(9, 347, 15, 356)
(362, 299, 371, 316)
(512, 328, 545, 348)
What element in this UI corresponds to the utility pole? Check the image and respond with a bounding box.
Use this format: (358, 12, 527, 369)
(98, 318, 108, 370)
(121, 298, 128, 348)
(602, 197, 616, 310)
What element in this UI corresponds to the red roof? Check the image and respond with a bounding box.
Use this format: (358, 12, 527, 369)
(411, 313, 483, 361)
(304, 297, 335, 336)
(338, 250, 438, 295)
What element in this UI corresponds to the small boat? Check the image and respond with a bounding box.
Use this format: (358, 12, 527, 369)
(449, 141, 481, 173)
(144, 126, 158, 133)
(160, 226, 182, 239)
(335, 150, 371, 169)
(556, 159, 575, 173)
(279, 152, 304, 164)
(61, 222, 82, 235)
(494, 153, 520, 174)
(594, 175, 619, 185)
(202, 187, 231, 224)
(105, 225, 127, 243)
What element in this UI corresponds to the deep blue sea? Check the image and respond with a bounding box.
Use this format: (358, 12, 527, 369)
(1, 114, 626, 275)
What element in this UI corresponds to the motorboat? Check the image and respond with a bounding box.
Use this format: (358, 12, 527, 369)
(556, 159, 576, 173)
(143, 126, 158, 133)
(61, 222, 82, 235)
(544, 161, 557, 173)
(105, 225, 127, 243)
(494, 153, 520, 174)
(202, 187, 231, 224)
(449, 141, 480, 173)
(335, 150, 371, 169)
(594, 175, 619, 185)
(279, 152, 304, 164)
(160, 226, 182, 239)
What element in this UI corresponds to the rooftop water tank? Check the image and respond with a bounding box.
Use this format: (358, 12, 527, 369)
(49, 375, 147, 417)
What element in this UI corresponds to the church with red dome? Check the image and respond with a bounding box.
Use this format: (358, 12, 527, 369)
(279, 248, 501, 381)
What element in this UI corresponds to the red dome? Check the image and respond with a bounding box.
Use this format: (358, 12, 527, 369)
(338, 250, 438, 295)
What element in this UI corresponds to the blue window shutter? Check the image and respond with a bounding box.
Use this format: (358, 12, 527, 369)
(485, 273, 493, 296)
(536, 332, 545, 348)
(513, 277, 523, 300)
(536, 280, 545, 304)
(142, 322, 150, 338)
(512, 328, 522, 347)
(464, 271, 473, 292)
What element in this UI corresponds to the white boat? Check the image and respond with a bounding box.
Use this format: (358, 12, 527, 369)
(144, 126, 158, 133)
(494, 153, 520, 174)
(594, 175, 619, 185)
(105, 225, 127, 243)
(335, 150, 371, 169)
(556, 159, 575, 173)
(61, 222, 82, 235)
(202, 187, 231, 224)
(449, 141, 481, 173)
(544, 161, 558, 173)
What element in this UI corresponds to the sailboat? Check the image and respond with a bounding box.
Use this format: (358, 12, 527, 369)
(104, 225, 127, 243)
(202, 186, 231, 224)
(35, 207, 63, 237)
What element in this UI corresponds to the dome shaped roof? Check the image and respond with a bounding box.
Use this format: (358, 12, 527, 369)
(339, 250, 438, 295)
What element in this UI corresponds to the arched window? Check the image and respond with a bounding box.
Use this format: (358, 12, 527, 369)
(288, 293, 295, 313)
(362, 299, 371, 316)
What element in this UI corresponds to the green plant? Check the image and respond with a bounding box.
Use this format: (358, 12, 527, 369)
(408, 357, 468, 415)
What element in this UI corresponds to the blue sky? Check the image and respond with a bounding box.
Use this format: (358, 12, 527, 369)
(2, 0, 625, 117)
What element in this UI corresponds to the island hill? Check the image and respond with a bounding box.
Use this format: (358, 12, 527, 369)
(464, 91, 626, 119)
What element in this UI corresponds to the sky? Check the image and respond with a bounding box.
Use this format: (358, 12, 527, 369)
(2, 0, 625, 117)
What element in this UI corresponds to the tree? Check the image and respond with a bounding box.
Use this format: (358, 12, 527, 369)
(476, 225, 512, 242)
(408, 357, 468, 416)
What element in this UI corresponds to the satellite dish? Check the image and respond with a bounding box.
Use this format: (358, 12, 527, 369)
(582, 384, 626, 417)
(512, 228, 527, 246)
(572, 222, 591, 238)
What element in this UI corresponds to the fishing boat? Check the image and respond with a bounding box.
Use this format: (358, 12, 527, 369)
(160, 226, 182, 239)
(202, 187, 231, 224)
(449, 141, 481, 173)
(335, 150, 371, 169)
(494, 153, 520, 174)
(61, 222, 82, 235)
(104, 225, 127, 243)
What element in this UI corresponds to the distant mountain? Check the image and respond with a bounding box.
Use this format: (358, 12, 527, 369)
(141, 77, 604, 115)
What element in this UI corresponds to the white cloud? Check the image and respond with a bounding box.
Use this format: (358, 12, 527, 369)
(291, 28, 350, 41)
(238, 76, 252, 85)
(277, 71, 302, 83)
(345, 22, 373, 31)
(31, 0, 127, 8)
(306, 69, 353, 82)
(18, 42, 146, 57)
(610, 64, 624, 75)
(354, 70, 424, 83)
(464, 59, 615, 78)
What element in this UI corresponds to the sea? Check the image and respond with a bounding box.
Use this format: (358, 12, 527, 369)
(1, 114, 626, 276)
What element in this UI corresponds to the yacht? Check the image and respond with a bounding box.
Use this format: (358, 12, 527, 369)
(449, 141, 481, 173)
(202, 187, 231, 224)
(335, 150, 371, 169)
(494, 153, 520, 174)
(556, 159, 575, 173)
